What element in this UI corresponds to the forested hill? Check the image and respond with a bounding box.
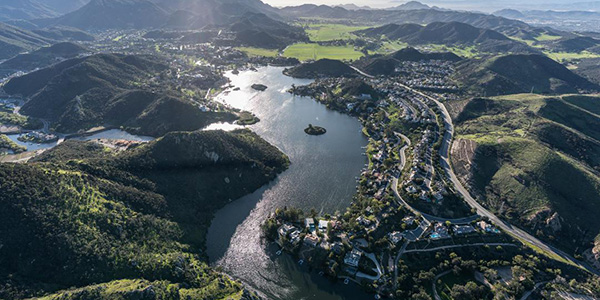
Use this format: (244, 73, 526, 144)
(4, 53, 238, 136)
(0, 129, 288, 299)
(285, 59, 359, 78)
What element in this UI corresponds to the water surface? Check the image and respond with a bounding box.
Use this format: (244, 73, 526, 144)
(207, 67, 370, 300)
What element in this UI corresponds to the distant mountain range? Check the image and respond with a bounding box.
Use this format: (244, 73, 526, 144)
(356, 22, 535, 54)
(493, 8, 600, 32)
(334, 4, 373, 11)
(279, 4, 531, 33)
(16, 0, 305, 49)
(0, 22, 51, 60)
(40, 0, 284, 30)
(495, 9, 600, 22)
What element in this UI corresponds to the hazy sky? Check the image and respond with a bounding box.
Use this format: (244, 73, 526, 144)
(262, 0, 589, 12)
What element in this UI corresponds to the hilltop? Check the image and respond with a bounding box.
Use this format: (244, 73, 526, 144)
(284, 59, 358, 78)
(356, 22, 534, 54)
(452, 54, 599, 95)
(390, 1, 430, 10)
(4, 54, 237, 136)
(355, 47, 461, 76)
(230, 13, 308, 49)
(390, 47, 461, 62)
(450, 94, 600, 254)
(0, 129, 288, 299)
(153, 0, 281, 19)
(33, 0, 305, 49)
(37, 0, 170, 30)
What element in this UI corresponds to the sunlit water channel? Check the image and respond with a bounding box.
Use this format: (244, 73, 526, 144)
(206, 67, 371, 300)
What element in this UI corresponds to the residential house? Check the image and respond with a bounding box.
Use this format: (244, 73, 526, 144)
(344, 248, 363, 267)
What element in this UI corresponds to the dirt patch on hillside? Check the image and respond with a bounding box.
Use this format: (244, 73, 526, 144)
(445, 98, 471, 120)
(451, 138, 477, 184)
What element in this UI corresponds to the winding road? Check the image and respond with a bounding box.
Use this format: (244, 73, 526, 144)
(399, 77, 600, 276)
(391, 132, 478, 224)
(353, 67, 600, 275)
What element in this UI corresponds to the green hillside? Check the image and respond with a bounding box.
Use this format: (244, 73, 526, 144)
(451, 94, 600, 254)
(0, 129, 288, 299)
(453, 54, 600, 96)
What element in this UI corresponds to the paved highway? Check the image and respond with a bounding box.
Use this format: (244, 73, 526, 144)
(395, 79, 600, 275)
(353, 66, 600, 275)
(391, 133, 478, 224)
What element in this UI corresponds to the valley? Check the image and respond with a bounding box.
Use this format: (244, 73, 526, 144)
(2, 1, 600, 300)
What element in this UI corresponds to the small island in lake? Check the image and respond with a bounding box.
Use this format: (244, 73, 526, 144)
(304, 124, 326, 135)
(251, 84, 268, 91)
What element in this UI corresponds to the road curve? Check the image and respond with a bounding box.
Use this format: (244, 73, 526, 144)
(391, 132, 478, 224)
(396, 79, 600, 276)
(432, 270, 452, 300)
(353, 67, 599, 275)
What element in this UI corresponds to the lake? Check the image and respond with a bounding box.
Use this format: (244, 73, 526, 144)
(206, 66, 371, 300)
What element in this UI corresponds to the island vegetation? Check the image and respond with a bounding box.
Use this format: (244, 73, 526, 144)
(304, 124, 326, 135)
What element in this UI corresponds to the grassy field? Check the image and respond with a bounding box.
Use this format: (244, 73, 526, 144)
(543, 50, 600, 63)
(369, 40, 409, 55)
(508, 34, 600, 63)
(535, 33, 562, 41)
(283, 43, 364, 61)
(304, 23, 369, 42)
(236, 47, 279, 57)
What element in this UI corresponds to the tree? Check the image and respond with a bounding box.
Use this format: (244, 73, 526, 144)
(411, 289, 433, 300)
